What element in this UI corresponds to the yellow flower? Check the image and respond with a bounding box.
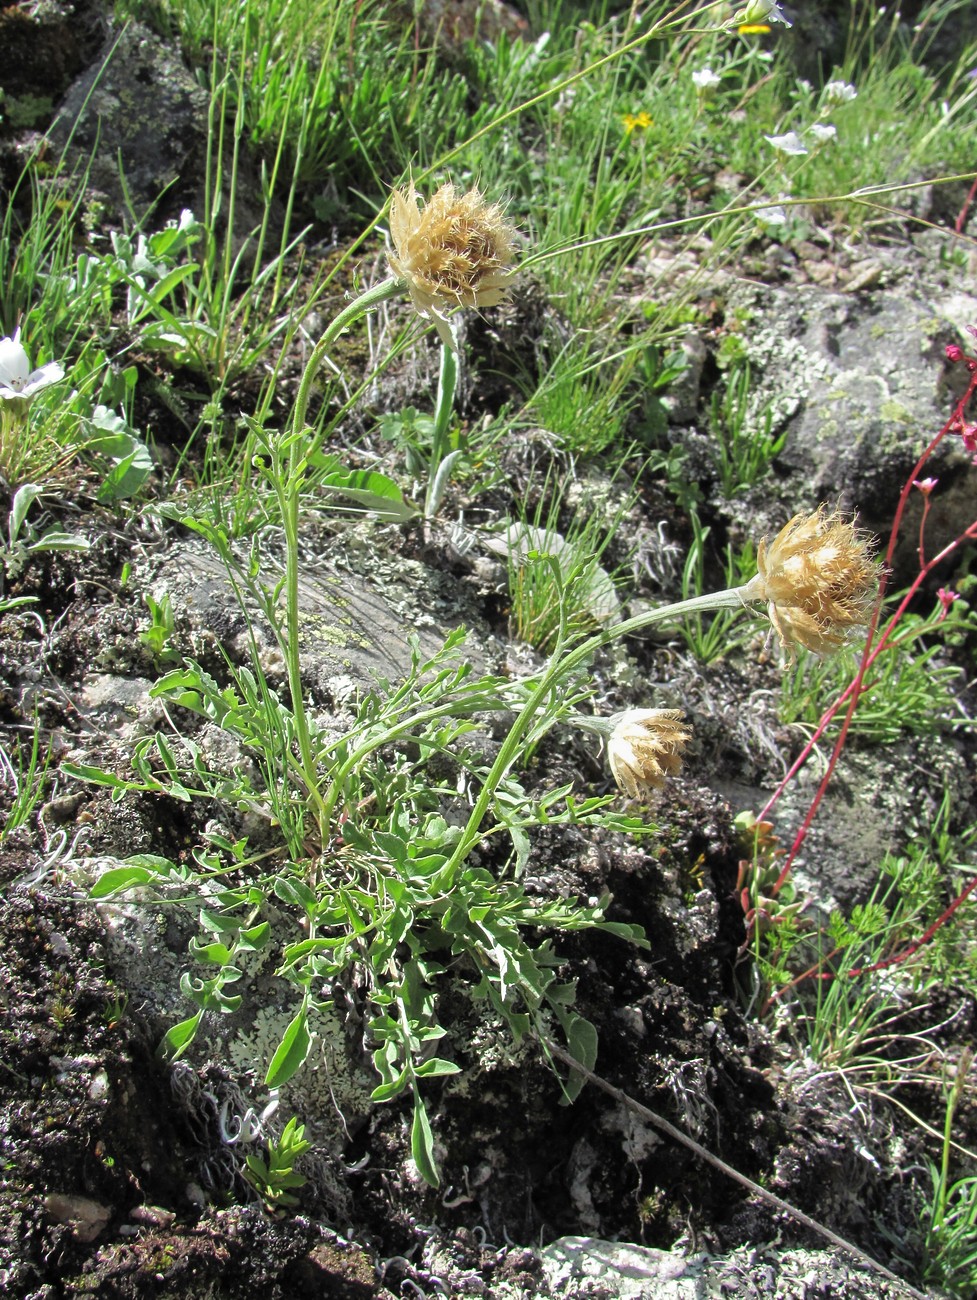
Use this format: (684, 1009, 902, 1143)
(387, 181, 517, 349)
(607, 708, 691, 799)
(622, 111, 653, 135)
(743, 508, 879, 656)
(737, 23, 771, 33)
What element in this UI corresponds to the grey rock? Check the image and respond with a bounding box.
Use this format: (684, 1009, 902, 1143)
(540, 1236, 920, 1299)
(149, 538, 454, 699)
(725, 280, 971, 540)
(48, 21, 208, 216)
(0, 0, 104, 125)
(79, 673, 160, 733)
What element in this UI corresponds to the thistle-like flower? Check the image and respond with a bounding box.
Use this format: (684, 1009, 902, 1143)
(0, 329, 64, 404)
(607, 708, 691, 799)
(742, 507, 879, 655)
(387, 181, 517, 349)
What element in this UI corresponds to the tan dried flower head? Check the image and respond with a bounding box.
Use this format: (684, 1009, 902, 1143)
(745, 507, 879, 655)
(388, 181, 516, 347)
(607, 708, 691, 799)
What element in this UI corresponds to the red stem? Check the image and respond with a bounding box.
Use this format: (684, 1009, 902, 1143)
(758, 368, 977, 847)
(917, 491, 930, 569)
(762, 872, 977, 1015)
(752, 363, 977, 1011)
(955, 173, 977, 236)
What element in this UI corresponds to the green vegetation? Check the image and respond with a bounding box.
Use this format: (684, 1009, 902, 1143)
(2, 0, 976, 1286)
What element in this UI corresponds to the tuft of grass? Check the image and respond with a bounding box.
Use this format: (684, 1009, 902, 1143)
(0, 712, 50, 844)
(503, 480, 631, 654)
(677, 510, 758, 664)
(779, 598, 977, 744)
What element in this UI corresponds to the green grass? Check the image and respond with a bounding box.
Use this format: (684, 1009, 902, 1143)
(779, 598, 977, 744)
(505, 468, 634, 652)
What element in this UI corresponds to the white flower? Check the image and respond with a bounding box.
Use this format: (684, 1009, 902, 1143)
(692, 67, 721, 92)
(0, 330, 65, 402)
(740, 0, 792, 26)
(824, 80, 857, 103)
(765, 131, 808, 155)
(808, 123, 837, 144)
(756, 205, 788, 226)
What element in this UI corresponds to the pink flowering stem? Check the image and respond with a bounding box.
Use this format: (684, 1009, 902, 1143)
(758, 367, 977, 892)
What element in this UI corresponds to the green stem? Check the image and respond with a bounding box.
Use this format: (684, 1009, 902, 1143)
(438, 583, 758, 885)
(424, 341, 458, 518)
(318, 691, 508, 827)
(281, 275, 404, 847)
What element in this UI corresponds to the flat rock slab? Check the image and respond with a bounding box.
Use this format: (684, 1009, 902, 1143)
(151, 538, 451, 693)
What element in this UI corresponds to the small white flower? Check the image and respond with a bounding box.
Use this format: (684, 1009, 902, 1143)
(824, 80, 857, 103)
(0, 329, 65, 402)
(740, 0, 792, 26)
(692, 67, 721, 93)
(756, 205, 788, 226)
(808, 123, 837, 144)
(765, 131, 808, 156)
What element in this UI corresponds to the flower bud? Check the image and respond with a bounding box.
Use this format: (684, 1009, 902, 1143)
(736, 0, 791, 26)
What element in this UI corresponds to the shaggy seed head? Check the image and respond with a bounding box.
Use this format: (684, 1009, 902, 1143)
(745, 507, 879, 655)
(387, 181, 516, 347)
(607, 708, 691, 799)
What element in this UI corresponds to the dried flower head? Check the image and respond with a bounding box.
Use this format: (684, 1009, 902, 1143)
(607, 708, 691, 799)
(744, 507, 879, 655)
(387, 181, 516, 348)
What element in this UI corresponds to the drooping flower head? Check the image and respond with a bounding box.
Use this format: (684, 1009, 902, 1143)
(387, 181, 517, 349)
(744, 507, 879, 655)
(607, 708, 691, 799)
(0, 329, 64, 404)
